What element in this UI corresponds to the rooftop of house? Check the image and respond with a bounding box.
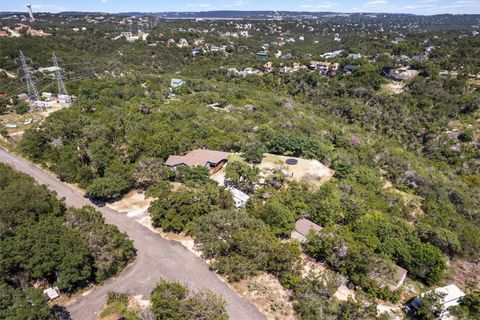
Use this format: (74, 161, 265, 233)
(294, 219, 323, 237)
(165, 149, 230, 167)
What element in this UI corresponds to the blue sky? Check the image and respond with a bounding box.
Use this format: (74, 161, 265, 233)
(2, 0, 480, 14)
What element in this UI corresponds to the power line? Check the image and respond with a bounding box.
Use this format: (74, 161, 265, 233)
(52, 52, 68, 96)
(18, 51, 39, 101)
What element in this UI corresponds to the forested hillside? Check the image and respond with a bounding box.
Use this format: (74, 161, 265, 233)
(1, 13, 479, 319)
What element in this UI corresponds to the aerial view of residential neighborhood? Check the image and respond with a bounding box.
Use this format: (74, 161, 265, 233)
(0, 0, 479, 319)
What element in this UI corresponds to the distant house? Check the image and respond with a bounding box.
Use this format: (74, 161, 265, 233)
(170, 78, 186, 88)
(165, 149, 230, 174)
(210, 45, 226, 53)
(228, 187, 250, 208)
(120, 31, 133, 38)
(257, 51, 268, 60)
(262, 61, 273, 73)
(406, 284, 465, 319)
(382, 67, 418, 81)
(177, 38, 189, 48)
(321, 50, 343, 59)
(291, 219, 323, 242)
(343, 64, 359, 75)
(347, 53, 362, 60)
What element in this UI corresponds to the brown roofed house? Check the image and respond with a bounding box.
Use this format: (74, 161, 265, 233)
(165, 149, 230, 174)
(291, 219, 323, 242)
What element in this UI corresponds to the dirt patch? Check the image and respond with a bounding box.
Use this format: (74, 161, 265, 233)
(377, 304, 403, 319)
(300, 255, 355, 302)
(258, 154, 333, 188)
(232, 273, 297, 320)
(383, 82, 405, 94)
(301, 254, 327, 277)
(107, 190, 152, 213)
(334, 284, 355, 302)
(446, 259, 480, 289)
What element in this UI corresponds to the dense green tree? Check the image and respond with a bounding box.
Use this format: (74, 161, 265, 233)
(252, 198, 296, 236)
(225, 161, 260, 193)
(0, 284, 54, 320)
(150, 280, 228, 320)
(149, 184, 232, 232)
(242, 142, 267, 164)
(179, 289, 228, 320)
(150, 280, 188, 320)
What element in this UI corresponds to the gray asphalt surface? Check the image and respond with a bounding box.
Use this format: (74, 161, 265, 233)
(0, 148, 265, 320)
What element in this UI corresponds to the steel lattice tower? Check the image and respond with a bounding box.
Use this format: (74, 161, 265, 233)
(19, 51, 39, 101)
(51, 52, 68, 96)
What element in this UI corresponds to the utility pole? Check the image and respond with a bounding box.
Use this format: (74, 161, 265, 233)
(51, 52, 68, 96)
(19, 51, 39, 101)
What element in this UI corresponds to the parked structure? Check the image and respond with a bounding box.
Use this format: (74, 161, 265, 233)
(228, 187, 250, 208)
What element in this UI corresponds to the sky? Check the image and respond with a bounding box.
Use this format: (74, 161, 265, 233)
(2, 0, 480, 15)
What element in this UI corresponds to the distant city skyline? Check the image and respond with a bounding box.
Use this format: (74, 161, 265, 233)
(1, 0, 480, 15)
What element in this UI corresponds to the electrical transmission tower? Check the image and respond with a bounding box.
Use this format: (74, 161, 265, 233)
(18, 51, 39, 101)
(51, 52, 68, 96)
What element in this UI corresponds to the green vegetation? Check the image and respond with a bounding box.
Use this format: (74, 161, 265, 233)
(0, 164, 135, 316)
(190, 210, 300, 283)
(150, 279, 228, 320)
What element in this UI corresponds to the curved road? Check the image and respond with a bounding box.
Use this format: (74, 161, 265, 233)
(0, 148, 265, 320)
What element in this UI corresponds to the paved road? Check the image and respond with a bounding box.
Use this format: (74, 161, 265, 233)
(0, 148, 265, 320)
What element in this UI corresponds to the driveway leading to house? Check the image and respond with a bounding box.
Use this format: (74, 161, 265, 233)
(0, 148, 265, 320)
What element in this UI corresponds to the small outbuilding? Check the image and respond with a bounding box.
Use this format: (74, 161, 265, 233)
(291, 219, 323, 242)
(43, 287, 60, 300)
